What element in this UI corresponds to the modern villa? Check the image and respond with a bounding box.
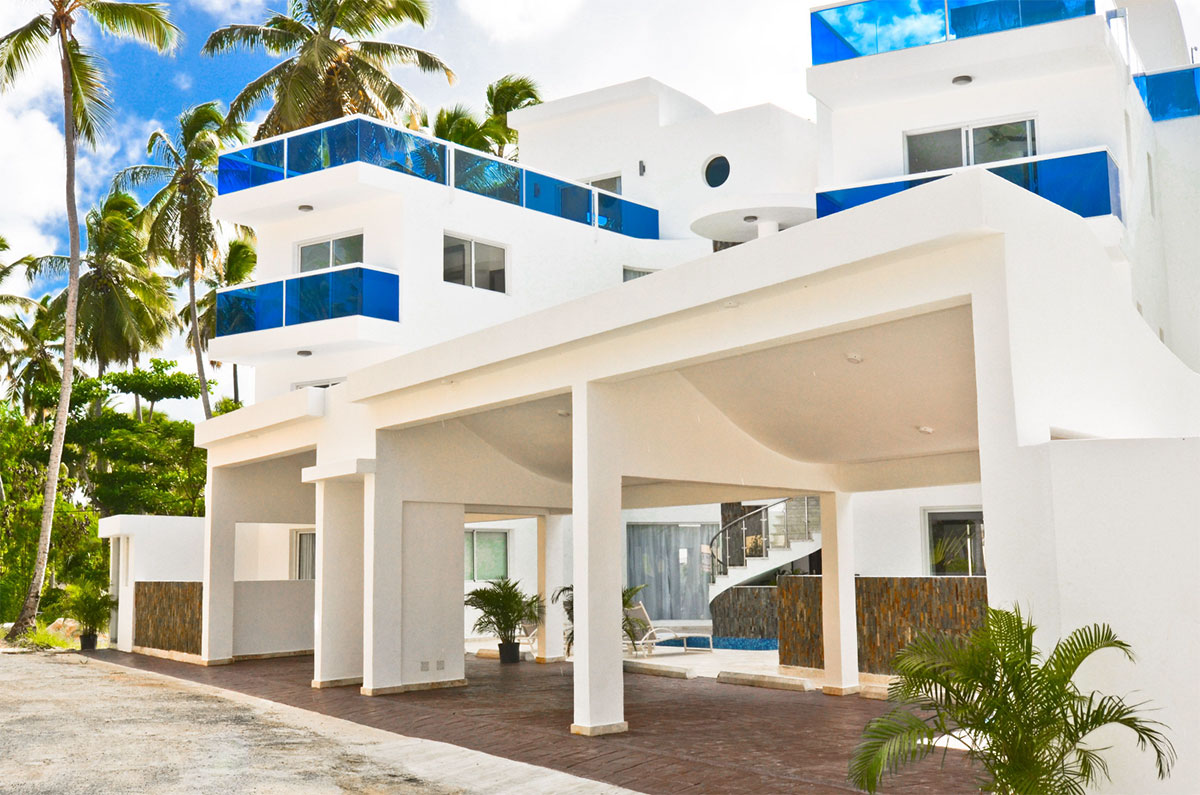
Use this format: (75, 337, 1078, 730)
(99, 1, 1200, 790)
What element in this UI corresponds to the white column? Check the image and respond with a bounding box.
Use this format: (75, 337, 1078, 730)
(756, 219, 781, 238)
(821, 491, 860, 695)
(536, 514, 567, 663)
(313, 480, 364, 687)
(571, 382, 627, 736)
(363, 469, 465, 695)
(201, 466, 236, 664)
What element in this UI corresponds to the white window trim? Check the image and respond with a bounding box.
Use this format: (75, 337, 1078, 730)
(904, 114, 1038, 175)
(295, 229, 365, 274)
(464, 527, 511, 582)
(443, 232, 510, 295)
(922, 506, 985, 577)
(586, 172, 623, 194)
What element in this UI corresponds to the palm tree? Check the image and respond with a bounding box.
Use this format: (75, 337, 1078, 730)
(183, 237, 256, 405)
(116, 102, 245, 420)
(432, 104, 501, 152)
(203, 0, 454, 139)
(23, 192, 176, 379)
(1, 296, 63, 420)
(0, 236, 41, 345)
(848, 607, 1175, 794)
(484, 74, 540, 159)
(0, 0, 178, 641)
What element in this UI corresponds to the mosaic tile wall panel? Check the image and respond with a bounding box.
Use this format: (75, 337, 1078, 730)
(711, 586, 778, 639)
(778, 576, 988, 674)
(134, 581, 203, 655)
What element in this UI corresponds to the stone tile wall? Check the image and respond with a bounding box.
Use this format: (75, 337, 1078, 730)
(134, 581, 203, 655)
(711, 586, 778, 638)
(777, 576, 988, 674)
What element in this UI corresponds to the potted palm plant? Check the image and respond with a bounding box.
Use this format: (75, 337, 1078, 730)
(551, 583, 648, 654)
(848, 606, 1175, 793)
(63, 584, 116, 651)
(464, 578, 541, 663)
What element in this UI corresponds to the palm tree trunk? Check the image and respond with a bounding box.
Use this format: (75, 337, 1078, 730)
(6, 30, 84, 641)
(188, 258, 212, 419)
(232, 362, 239, 405)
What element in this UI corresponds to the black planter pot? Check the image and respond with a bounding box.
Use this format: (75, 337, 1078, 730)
(79, 633, 98, 651)
(498, 641, 521, 663)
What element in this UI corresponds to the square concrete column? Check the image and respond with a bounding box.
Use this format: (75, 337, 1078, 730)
(536, 514, 567, 663)
(821, 491, 860, 695)
(362, 477, 466, 695)
(201, 466, 236, 664)
(571, 382, 627, 736)
(313, 480, 364, 688)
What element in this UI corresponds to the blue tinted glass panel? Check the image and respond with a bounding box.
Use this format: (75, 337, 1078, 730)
(816, 176, 943, 217)
(524, 171, 592, 225)
(948, 0, 1092, 39)
(811, 0, 947, 65)
(215, 281, 284, 336)
(1134, 66, 1200, 122)
(359, 121, 447, 183)
(987, 150, 1117, 219)
(286, 119, 360, 176)
(217, 141, 286, 194)
(360, 268, 400, 321)
(597, 194, 659, 239)
(285, 271, 332, 326)
(454, 150, 522, 205)
(328, 268, 363, 319)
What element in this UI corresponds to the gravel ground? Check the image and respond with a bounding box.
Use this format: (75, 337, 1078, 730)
(0, 650, 628, 795)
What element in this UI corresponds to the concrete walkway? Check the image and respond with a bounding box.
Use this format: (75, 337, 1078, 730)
(0, 650, 629, 794)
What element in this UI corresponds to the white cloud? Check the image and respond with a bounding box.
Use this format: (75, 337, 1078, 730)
(456, 0, 584, 43)
(173, 72, 194, 92)
(187, 0, 268, 23)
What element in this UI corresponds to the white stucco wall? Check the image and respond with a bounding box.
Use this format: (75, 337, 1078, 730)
(852, 484, 984, 576)
(232, 579, 315, 657)
(234, 523, 310, 581)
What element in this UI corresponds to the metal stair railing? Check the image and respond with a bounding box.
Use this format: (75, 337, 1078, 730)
(707, 497, 818, 584)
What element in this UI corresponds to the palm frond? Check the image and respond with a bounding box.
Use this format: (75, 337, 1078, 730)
(0, 14, 52, 88)
(202, 23, 303, 56)
(85, 1, 179, 52)
(65, 41, 113, 146)
(849, 709, 938, 794)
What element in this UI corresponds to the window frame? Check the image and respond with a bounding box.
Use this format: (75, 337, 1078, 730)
(464, 527, 510, 582)
(295, 230, 365, 274)
(442, 232, 509, 295)
(622, 266, 655, 282)
(586, 173, 623, 195)
(922, 508, 985, 577)
(904, 115, 1037, 175)
(292, 528, 317, 581)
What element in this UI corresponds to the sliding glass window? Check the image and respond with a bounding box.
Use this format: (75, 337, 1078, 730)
(907, 119, 1035, 174)
(299, 233, 364, 272)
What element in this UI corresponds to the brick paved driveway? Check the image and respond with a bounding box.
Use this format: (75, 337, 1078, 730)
(91, 651, 978, 794)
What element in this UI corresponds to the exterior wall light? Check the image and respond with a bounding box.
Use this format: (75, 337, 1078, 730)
(297, 350, 313, 357)
(639, 160, 646, 176)
(844, 352, 863, 364)
(555, 409, 571, 418)
(952, 75, 973, 86)
(917, 425, 936, 434)
(298, 204, 314, 212)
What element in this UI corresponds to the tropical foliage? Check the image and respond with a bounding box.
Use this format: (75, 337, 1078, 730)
(204, 0, 454, 138)
(62, 582, 116, 634)
(464, 577, 541, 645)
(848, 607, 1176, 794)
(416, 74, 542, 160)
(551, 583, 648, 653)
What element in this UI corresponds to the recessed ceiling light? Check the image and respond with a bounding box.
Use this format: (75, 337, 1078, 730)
(743, 215, 759, 223)
(298, 204, 314, 212)
(440, 378, 455, 385)
(296, 350, 312, 357)
(917, 425, 935, 435)
(555, 409, 571, 418)
(952, 75, 973, 86)
(844, 352, 863, 364)
(722, 300, 740, 309)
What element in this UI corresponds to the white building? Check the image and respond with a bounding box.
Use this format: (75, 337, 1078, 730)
(108, 2, 1200, 790)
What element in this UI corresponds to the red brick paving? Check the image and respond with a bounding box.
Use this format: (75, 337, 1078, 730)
(89, 650, 978, 794)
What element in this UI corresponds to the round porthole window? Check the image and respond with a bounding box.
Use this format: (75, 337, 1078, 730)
(704, 155, 730, 188)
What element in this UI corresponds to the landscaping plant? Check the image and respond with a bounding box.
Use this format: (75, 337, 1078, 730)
(62, 583, 115, 649)
(848, 606, 1175, 794)
(464, 578, 540, 662)
(551, 583, 649, 654)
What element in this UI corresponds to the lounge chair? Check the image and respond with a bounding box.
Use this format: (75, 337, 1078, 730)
(517, 620, 539, 653)
(623, 602, 713, 655)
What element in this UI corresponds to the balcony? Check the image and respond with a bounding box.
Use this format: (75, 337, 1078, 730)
(816, 148, 1121, 221)
(1134, 65, 1200, 122)
(810, 0, 1098, 66)
(217, 116, 659, 240)
(215, 265, 399, 338)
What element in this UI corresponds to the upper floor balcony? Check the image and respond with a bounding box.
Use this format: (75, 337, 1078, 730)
(810, 0, 1103, 66)
(217, 115, 659, 239)
(1134, 64, 1200, 122)
(816, 147, 1122, 223)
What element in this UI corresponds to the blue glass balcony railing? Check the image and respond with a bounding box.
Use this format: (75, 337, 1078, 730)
(217, 116, 658, 240)
(816, 149, 1121, 221)
(811, 0, 1096, 65)
(215, 265, 400, 337)
(1134, 66, 1200, 122)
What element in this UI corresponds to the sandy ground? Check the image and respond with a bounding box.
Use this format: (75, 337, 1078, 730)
(0, 649, 630, 795)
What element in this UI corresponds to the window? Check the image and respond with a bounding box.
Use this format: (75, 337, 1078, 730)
(704, 156, 730, 187)
(623, 267, 653, 282)
(589, 175, 622, 195)
(292, 378, 346, 391)
(299, 233, 363, 272)
(443, 234, 506, 293)
(295, 530, 316, 580)
(927, 511, 985, 576)
(464, 529, 508, 581)
(906, 119, 1035, 174)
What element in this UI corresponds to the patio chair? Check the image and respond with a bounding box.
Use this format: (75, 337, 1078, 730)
(623, 602, 713, 656)
(517, 620, 539, 652)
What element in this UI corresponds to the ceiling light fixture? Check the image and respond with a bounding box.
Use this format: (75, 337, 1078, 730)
(297, 350, 312, 357)
(555, 409, 571, 418)
(722, 299, 741, 309)
(917, 425, 936, 435)
(844, 352, 863, 364)
(298, 204, 314, 212)
(743, 215, 759, 223)
(952, 74, 973, 86)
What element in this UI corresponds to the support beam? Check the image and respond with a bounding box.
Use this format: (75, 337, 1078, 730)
(313, 480, 364, 688)
(571, 382, 627, 736)
(537, 514, 567, 663)
(821, 491, 860, 696)
(202, 467, 236, 664)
